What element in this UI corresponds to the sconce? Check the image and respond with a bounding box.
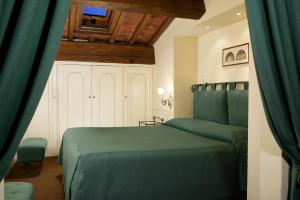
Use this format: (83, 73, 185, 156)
(157, 87, 172, 108)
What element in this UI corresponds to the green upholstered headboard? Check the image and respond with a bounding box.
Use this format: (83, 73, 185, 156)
(191, 82, 249, 127)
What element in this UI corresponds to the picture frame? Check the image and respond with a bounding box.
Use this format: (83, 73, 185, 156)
(222, 43, 249, 67)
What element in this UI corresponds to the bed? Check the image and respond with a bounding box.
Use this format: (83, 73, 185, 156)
(59, 118, 247, 200)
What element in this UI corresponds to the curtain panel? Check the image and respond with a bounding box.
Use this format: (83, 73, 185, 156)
(0, 0, 71, 179)
(246, 0, 300, 199)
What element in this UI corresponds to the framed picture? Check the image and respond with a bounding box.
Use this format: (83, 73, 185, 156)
(222, 43, 249, 66)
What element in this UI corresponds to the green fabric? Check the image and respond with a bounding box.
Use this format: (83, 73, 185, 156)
(166, 118, 248, 191)
(246, 1, 300, 199)
(165, 118, 248, 154)
(193, 88, 201, 118)
(191, 84, 199, 93)
(0, 0, 71, 179)
(5, 182, 34, 200)
(227, 90, 249, 127)
(17, 138, 47, 163)
(194, 90, 228, 124)
(59, 118, 247, 200)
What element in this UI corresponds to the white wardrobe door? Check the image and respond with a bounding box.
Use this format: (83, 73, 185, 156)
(58, 64, 92, 148)
(25, 67, 57, 157)
(92, 66, 124, 127)
(124, 67, 153, 126)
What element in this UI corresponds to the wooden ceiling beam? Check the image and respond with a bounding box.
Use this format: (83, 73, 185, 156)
(57, 40, 155, 64)
(73, 0, 206, 19)
(68, 5, 77, 40)
(109, 12, 126, 43)
(89, 36, 96, 42)
(129, 14, 151, 45)
(73, 32, 111, 41)
(109, 10, 122, 34)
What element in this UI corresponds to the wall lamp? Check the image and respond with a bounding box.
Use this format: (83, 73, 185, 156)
(157, 87, 172, 108)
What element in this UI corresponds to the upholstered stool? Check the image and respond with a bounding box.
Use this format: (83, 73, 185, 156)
(4, 182, 34, 200)
(17, 138, 47, 166)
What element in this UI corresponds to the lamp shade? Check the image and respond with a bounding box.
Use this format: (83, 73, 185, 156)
(157, 87, 165, 96)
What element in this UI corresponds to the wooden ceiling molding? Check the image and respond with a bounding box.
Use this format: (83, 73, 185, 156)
(57, 41, 155, 64)
(73, 0, 206, 19)
(58, 0, 206, 64)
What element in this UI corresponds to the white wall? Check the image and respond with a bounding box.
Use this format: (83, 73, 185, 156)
(0, 180, 3, 200)
(153, 0, 246, 120)
(198, 20, 249, 83)
(153, 20, 197, 119)
(154, 25, 176, 120)
(174, 36, 198, 117)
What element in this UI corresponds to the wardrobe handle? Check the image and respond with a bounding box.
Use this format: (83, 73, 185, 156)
(93, 96, 95, 98)
(89, 96, 91, 99)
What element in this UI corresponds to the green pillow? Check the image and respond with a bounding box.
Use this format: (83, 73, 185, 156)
(227, 90, 248, 127)
(194, 90, 228, 124)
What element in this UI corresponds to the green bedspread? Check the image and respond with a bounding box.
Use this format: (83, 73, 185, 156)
(59, 118, 247, 200)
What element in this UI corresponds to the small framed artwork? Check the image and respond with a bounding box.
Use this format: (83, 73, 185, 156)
(222, 43, 249, 67)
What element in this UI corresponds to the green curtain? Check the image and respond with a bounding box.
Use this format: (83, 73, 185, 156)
(0, 0, 71, 179)
(246, 0, 300, 199)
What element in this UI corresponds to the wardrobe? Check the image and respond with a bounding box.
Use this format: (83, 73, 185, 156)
(25, 62, 153, 156)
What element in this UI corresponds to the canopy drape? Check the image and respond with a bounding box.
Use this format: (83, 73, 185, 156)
(0, 0, 71, 179)
(246, 0, 300, 199)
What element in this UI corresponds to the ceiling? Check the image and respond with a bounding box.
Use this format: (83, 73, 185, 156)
(62, 3, 174, 46)
(57, 0, 206, 64)
(183, 4, 247, 36)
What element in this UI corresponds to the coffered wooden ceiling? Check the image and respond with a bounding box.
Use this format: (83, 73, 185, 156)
(62, 4, 173, 45)
(57, 0, 206, 64)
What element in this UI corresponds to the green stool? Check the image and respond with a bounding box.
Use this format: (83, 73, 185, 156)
(5, 182, 34, 200)
(17, 138, 47, 167)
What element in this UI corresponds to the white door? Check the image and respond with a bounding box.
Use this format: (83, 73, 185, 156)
(58, 64, 92, 148)
(124, 67, 153, 126)
(25, 66, 57, 157)
(92, 66, 124, 127)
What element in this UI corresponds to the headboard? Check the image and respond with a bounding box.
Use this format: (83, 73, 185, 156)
(191, 82, 249, 127)
(191, 82, 249, 92)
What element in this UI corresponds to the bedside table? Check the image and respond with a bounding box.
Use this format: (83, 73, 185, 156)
(139, 116, 164, 127)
